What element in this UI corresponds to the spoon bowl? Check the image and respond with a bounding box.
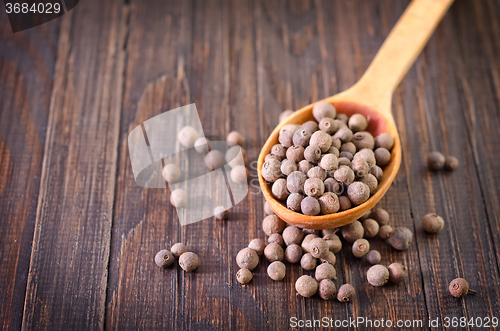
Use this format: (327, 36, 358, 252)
(257, 0, 454, 229)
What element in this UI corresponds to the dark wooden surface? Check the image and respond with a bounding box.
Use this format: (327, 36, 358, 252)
(1, 0, 500, 330)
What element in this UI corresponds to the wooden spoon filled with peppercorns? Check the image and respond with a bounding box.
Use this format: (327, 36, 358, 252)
(258, 0, 454, 229)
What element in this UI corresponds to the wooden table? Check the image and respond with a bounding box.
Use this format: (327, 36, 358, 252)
(1, 0, 499, 330)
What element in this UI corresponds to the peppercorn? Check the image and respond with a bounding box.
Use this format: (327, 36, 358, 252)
(285, 244, 303, 263)
(297, 160, 313, 174)
(315, 262, 337, 282)
(350, 157, 369, 178)
(427, 151, 445, 170)
(170, 189, 188, 208)
(301, 234, 319, 253)
(318, 117, 337, 134)
(347, 181, 370, 205)
(320, 251, 336, 265)
(279, 124, 300, 148)
(352, 131, 375, 150)
(177, 126, 200, 147)
(264, 154, 280, 163)
(271, 178, 289, 201)
(338, 157, 351, 167)
(286, 145, 305, 163)
(155, 249, 175, 268)
(332, 127, 353, 143)
(301, 197, 321, 216)
(370, 165, 384, 183)
(279, 110, 294, 123)
(301, 120, 319, 133)
(324, 178, 344, 195)
(286, 193, 304, 213)
(340, 142, 356, 155)
(339, 196, 352, 211)
(162, 164, 181, 184)
(378, 225, 393, 240)
(264, 201, 275, 216)
(262, 214, 286, 236)
(271, 144, 287, 161)
(287, 171, 307, 194)
(371, 208, 390, 225)
(230, 165, 248, 184)
(266, 261, 286, 281)
(236, 247, 259, 270)
(296, 275, 319, 297)
(279, 159, 296, 177)
(309, 238, 329, 258)
(171, 243, 188, 258)
(374, 148, 391, 167)
(214, 206, 229, 221)
(366, 250, 381, 265)
(334, 165, 355, 186)
(227, 131, 245, 146)
(312, 102, 336, 122)
(292, 128, 312, 147)
(268, 233, 285, 247)
(386, 227, 413, 250)
(304, 145, 321, 163)
(342, 220, 364, 243)
(339, 151, 353, 161)
(264, 242, 284, 262)
(328, 145, 340, 157)
(422, 213, 444, 233)
(300, 253, 317, 270)
(178, 252, 199, 272)
(336, 113, 349, 124)
(205, 150, 225, 170)
(348, 113, 368, 132)
(388, 263, 407, 283)
(449, 278, 476, 298)
(262, 158, 282, 183)
(375, 133, 394, 150)
(282, 226, 305, 246)
(360, 174, 378, 195)
(352, 238, 370, 258)
(319, 154, 338, 172)
(316, 192, 340, 214)
(326, 234, 342, 253)
(304, 178, 325, 198)
(236, 268, 253, 284)
(337, 284, 355, 302)
(445, 156, 459, 171)
(353, 148, 376, 167)
(362, 218, 379, 238)
(226, 145, 247, 168)
(367, 264, 389, 286)
(319, 279, 337, 300)
(248, 238, 266, 256)
(359, 209, 372, 220)
(307, 166, 327, 181)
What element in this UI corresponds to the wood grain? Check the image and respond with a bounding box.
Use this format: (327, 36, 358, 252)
(20, 0, 127, 329)
(0, 9, 59, 331)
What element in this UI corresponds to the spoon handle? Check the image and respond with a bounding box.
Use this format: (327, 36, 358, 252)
(346, 0, 454, 115)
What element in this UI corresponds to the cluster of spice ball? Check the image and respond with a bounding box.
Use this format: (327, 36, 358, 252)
(261, 101, 394, 216)
(155, 243, 199, 272)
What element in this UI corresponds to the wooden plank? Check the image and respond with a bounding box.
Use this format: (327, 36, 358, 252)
(0, 10, 60, 331)
(21, 0, 127, 329)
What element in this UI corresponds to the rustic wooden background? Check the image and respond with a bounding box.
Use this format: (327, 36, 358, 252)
(1, 0, 500, 330)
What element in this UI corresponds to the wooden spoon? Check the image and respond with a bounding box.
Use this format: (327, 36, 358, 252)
(257, 0, 454, 229)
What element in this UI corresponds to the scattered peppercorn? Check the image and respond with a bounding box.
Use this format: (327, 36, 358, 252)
(378, 225, 393, 240)
(386, 227, 413, 250)
(283, 225, 305, 246)
(427, 151, 445, 170)
(205, 150, 225, 170)
(367, 264, 389, 287)
(326, 234, 342, 253)
(230, 165, 248, 184)
(267, 261, 286, 281)
(347, 182, 370, 205)
(300, 252, 317, 270)
(262, 214, 286, 236)
(236, 268, 253, 284)
(444, 156, 459, 171)
(301, 234, 319, 253)
(268, 233, 284, 247)
(319, 279, 337, 300)
(214, 206, 229, 221)
(155, 249, 174, 268)
(371, 208, 390, 225)
(264, 201, 275, 216)
(227, 131, 245, 146)
(312, 102, 336, 122)
(296, 275, 319, 297)
(285, 244, 303, 264)
(171, 243, 188, 258)
(352, 239, 370, 258)
(315, 262, 337, 282)
(367, 250, 381, 265)
(309, 238, 329, 259)
(177, 126, 200, 147)
(301, 197, 321, 216)
(179, 252, 199, 272)
(236, 247, 259, 270)
(225, 145, 247, 168)
(264, 242, 284, 262)
(248, 238, 266, 256)
(320, 251, 336, 265)
(388, 263, 407, 283)
(170, 189, 188, 208)
(337, 284, 355, 302)
(449, 278, 476, 298)
(162, 164, 181, 183)
(422, 213, 445, 233)
(342, 220, 364, 243)
(362, 218, 380, 238)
